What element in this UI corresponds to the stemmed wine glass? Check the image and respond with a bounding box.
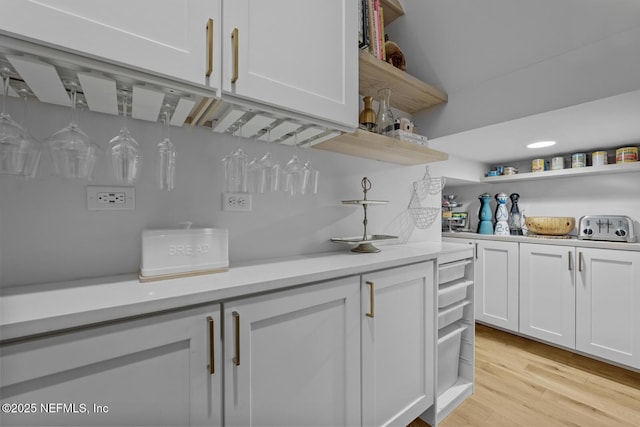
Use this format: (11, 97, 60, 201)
(283, 132, 306, 196)
(109, 91, 141, 184)
(0, 68, 34, 176)
(156, 105, 176, 191)
(16, 88, 41, 179)
(221, 120, 248, 193)
(46, 81, 101, 179)
(257, 126, 282, 193)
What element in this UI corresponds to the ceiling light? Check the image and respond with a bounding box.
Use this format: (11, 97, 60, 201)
(527, 140, 556, 149)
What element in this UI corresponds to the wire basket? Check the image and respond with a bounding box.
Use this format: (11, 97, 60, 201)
(407, 190, 440, 229)
(408, 206, 440, 229)
(413, 166, 446, 201)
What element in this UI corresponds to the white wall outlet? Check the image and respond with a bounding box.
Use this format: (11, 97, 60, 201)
(87, 186, 135, 211)
(222, 192, 252, 212)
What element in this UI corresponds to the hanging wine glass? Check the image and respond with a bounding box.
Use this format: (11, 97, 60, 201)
(283, 132, 305, 196)
(257, 126, 282, 193)
(0, 68, 31, 176)
(16, 88, 41, 180)
(46, 81, 101, 179)
(156, 105, 176, 191)
(109, 91, 141, 184)
(230, 120, 247, 193)
(220, 124, 235, 193)
(302, 160, 319, 195)
(247, 155, 261, 193)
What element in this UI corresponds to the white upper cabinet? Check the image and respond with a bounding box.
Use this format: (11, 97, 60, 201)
(221, 0, 358, 130)
(0, 0, 220, 88)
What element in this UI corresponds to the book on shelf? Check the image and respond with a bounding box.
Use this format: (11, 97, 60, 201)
(360, 0, 386, 60)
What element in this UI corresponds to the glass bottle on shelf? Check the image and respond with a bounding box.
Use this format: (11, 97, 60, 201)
(376, 88, 394, 135)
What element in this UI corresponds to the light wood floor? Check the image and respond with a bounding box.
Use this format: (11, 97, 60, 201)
(410, 323, 640, 427)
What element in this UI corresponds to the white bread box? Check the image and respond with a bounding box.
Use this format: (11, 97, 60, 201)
(140, 226, 228, 281)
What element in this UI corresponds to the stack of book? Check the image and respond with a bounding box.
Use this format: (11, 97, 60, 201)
(359, 0, 386, 60)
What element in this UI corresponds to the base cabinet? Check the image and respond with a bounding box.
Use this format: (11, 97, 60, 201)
(223, 276, 361, 427)
(361, 262, 435, 427)
(475, 240, 519, 332)
(576, 248, 640, 368)
(519, 244, 575, 348)
(442, 238, 518, 331)
(0, 305, 222, 427)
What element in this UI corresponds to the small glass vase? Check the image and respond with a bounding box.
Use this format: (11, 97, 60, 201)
(376, 88, 394, 135)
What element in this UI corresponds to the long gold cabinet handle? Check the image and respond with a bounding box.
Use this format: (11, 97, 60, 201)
(207, 316, 215, 375)
(366, 281, 375, 318)
(232, 311, 240, 366)
(231, 27, 239, 84)
(568, 251, 573, 271)
(206, 18, 214, 77)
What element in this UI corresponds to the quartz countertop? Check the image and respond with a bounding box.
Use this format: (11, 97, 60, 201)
(0, 242, 472, 342)
(442, 231, 640, 251)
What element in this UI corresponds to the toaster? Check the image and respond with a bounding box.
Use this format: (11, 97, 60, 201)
(578, 215, 636, 243)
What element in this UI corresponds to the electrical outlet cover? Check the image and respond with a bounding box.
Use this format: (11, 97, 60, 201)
(222, 192, 252, 212)
(87, 186, 135, 210)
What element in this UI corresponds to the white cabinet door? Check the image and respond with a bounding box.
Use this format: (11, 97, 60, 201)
(221, 0, 358, 129)
(576, 248, 640, 369)
(223, 276, 361, 427)
(519, 243, 576, 348)
(475, 240, 519, 332)
(361, 262, 435, 427)
(0, 305, 222, 427)
(0, 0, 220, 87)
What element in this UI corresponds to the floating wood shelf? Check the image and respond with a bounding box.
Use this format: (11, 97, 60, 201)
(380, 0, 404, 25)
(313, 129, 448, 165)
(359, 51, 447, 114)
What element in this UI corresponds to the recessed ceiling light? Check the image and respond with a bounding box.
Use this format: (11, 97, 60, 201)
(527, 140, 557, 149)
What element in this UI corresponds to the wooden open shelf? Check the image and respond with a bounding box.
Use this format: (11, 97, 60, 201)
(480, 161, 640, 183)
(380, 0, 404, 25)
(359, 51, 447, 114)
(313, 129, 448, 165)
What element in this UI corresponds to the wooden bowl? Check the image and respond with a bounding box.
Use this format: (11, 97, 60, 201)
(525, 216, 575, 236)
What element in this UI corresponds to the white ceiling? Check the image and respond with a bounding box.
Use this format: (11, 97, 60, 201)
(387, 0, 640, 163)
(428, 89, 640, 163)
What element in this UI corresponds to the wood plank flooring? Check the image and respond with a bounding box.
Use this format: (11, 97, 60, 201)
(409, 323, 640, 427)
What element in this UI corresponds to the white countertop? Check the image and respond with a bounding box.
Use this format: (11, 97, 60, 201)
(442, 231, 640, 251)
(0, 242, 472, 342)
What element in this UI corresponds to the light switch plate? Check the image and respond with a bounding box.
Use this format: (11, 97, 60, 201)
(87, 186, 135, 210)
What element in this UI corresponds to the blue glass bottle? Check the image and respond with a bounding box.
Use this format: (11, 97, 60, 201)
(477, 193, 494, 234)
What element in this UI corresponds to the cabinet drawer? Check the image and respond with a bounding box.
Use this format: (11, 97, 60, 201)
(438, 300, 471, 329)
(438, 260, 472, 284)
(438, 280, 473, 308)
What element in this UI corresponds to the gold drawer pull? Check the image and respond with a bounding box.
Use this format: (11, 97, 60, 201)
(207, 316, 215, 375)
(206, 18, 214, 77)
(366, 281, 375, 318)
(231, 27, 239, 84)
(232, 311, 240, 366)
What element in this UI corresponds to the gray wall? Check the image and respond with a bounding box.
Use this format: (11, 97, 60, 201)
(0, 98, 442, 287)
